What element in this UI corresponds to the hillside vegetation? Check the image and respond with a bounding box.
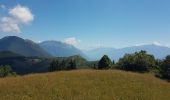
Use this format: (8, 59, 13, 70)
(0, 70, 170, 100)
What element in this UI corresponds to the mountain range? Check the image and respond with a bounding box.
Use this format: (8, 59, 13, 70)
(39, 41, 86, 58)
(0, 36, 86, 58)
(85, 44, 170, 61)
(0, 36, 50, 57)
(0, 36, 170, 61)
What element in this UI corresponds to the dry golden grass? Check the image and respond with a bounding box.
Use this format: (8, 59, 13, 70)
(0, 69, 170, 100)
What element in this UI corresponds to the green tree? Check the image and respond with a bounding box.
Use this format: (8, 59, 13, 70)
(117, 50, 156, 72)
(158, 55, 170, 80)
(49, 60, 61, 72)
(112, 60, 115, 65)
(68, 60, 77, 70)
(49, 58, 78, 72)
(0, 65, 16, 77)
(98, 55, 112, 69)
(60, 60, 67, 70)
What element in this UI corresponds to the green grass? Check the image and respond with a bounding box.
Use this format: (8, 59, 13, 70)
(0, 70, 170, 100)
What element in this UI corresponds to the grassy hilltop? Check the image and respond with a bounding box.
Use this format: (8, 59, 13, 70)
(0, 70, 170, 100)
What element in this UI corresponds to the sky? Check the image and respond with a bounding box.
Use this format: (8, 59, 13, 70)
(0, 0, 170, 50)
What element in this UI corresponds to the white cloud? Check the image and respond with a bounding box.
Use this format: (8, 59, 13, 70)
(0, 4, 34, 33)
(135, 43, 147, 46)
(152, 41, 162, 46)
(0, 17, 20, 33)
(9, 4, 34, 24)
(0, 22, 20, 33)
(64, 37, 81, 46)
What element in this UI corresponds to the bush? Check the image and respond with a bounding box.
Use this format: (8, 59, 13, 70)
(98, 55, 112, 69)
(0, 65, 16, 77)
(117, 50, 156, 72)
(158, 55, 170, 80)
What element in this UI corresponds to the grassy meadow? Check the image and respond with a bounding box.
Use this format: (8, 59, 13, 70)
(0, 70, 170, 100)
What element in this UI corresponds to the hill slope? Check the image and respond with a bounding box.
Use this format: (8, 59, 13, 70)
(0, 36, 50, 57)
(39, 41, 87, 58)
(0, 70, 170, 100)
(0, 51, 23, 58)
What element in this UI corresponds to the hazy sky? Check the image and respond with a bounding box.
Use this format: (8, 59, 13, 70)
(0, 0, 170, 50)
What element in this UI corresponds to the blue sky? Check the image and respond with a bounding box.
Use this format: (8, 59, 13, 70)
(0, 0, 170, 50)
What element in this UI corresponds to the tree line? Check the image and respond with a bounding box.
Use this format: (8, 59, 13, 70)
(46, 51, 170, 81)
(96, 50, 170, 80)
(1, 50, 170, 80)
(49, 59, 77, 71)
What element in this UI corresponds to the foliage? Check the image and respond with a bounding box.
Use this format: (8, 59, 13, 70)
(0, 65, 16, 77)
(0, 56, 51, 75)
(0, 54, 88, 74)
(49, 56, 81, 71)
(68, 60, 77, 70)
(98, 55, 112, 69)
(87, 61, 98, 69)
(49, 60, 61, 71)
(158, 55, 170, 80)
(112, 60, 115, 65)
(117, 50, 156, 72)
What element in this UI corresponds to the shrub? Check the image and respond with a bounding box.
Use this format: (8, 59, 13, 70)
(158, 55, 170, 80)
(98, 55, 112, 69)
(0, 65, 16, 77)
(117, 50, 156, 72)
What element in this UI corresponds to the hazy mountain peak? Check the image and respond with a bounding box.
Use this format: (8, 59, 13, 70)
(39, 40, 87, 58)
(134, 42, 169, 48)
(86, 44, 170, 61)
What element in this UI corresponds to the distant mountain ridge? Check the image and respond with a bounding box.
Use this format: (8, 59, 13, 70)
(1, 36, 170, 61)
(0, 36, 51, 57)
(0, 36, 87, 59)
(39, 41, 87, 58)
(85, 44, 170, 61)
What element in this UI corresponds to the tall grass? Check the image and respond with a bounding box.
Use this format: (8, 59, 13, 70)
(0, 70, 170, 100)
